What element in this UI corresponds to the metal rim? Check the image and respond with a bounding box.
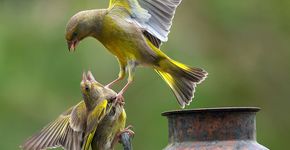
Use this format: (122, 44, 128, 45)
(161, 107, 261, 116)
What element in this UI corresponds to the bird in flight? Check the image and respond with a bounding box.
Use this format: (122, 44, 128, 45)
(65, 0, 207, 108)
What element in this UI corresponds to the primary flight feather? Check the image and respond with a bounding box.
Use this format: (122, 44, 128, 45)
(65, 0, 207, 108)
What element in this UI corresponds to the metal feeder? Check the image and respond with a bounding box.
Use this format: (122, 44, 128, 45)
(162, 107, 269, 150)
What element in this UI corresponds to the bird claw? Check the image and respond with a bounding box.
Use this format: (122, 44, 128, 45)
(112, 125, 134, 148)
(116, 93, 125, 105)
(119, 125, 135, 141)
(124, 125, 134, 132)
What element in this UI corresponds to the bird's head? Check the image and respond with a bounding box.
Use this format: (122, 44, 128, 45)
(65, 11, 96, 52)
(80, 71, 104, 102)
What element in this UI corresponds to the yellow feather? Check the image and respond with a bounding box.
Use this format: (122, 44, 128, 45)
(83, 99, 108, 150)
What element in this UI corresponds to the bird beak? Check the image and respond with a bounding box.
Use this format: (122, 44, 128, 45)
(87, 71, 96, 82)
(82, 72, 87, 82)
(67, 39, 79, 52)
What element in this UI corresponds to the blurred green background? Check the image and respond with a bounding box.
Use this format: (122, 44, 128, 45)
(0, 0, 289, 149)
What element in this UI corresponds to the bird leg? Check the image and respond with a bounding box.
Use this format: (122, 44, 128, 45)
(116, 61, 135, 102)
(111, 125, 135, 149)
(106, 75, 124, 88)
(120, 125, 135, 137)
(106, 59, 126, 88)
(115, 79, 132, 103)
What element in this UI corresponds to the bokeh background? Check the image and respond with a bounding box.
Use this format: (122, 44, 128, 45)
(0, 0, 289, 149)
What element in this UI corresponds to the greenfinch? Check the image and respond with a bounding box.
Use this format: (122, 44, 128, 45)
(91, 98, 134, 150)
(65, 0, 208, 108)
(21, 71, 116, 150)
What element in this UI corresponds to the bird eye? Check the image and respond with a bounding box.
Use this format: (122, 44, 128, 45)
(85, 85, 90, 92)
(73, 32, 78, 37)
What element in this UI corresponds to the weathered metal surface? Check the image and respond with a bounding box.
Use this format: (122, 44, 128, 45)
(162, 107, 269, 150)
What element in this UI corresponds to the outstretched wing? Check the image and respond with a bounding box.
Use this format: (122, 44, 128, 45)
(138, 0, 182, 42)
(109, 0, 182, 47)
(21, 115, 84, 150)
(21, 105, 85, 150)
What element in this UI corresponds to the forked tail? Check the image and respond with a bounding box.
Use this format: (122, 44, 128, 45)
(155, 59, 207, 108)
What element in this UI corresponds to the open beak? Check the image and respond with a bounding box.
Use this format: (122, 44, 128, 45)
(67, 39, 79, 52)
(87, 71, 97, 82)
(82, 71, 97, 83)
(82, 72, 87, 83)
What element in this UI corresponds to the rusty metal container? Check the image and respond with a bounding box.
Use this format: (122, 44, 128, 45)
(162, 107, 269, 150)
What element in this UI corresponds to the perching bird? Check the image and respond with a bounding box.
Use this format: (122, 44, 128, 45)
(65, 0, 208, 108)
(91, 97, 134, 150)
(21, 71, 116, 150)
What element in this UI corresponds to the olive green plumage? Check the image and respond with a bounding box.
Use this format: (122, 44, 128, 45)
(21, 71, 116, 150)
(65, 0, 207, 108)
(92, 101, 127, 150)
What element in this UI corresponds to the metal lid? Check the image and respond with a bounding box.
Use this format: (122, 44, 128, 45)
(162, 107, 261, 116)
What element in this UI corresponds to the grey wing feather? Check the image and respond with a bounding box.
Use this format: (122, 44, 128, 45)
(111, 0, 181, 46)
(21, 112, 84, 150)
(59, 126, 83, 150)
(137, 0, 182, 42)
(21, 116, 70, 150)
(69, 101, 87, 132)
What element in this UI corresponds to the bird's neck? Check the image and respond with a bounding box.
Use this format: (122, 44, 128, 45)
(83, 96, 98, 111)
(87, 9, 108, 40)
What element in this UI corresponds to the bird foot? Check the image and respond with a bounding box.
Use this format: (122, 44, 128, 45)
(119, 125, 135, 141)
(116, 93, 125, 105)
(111, 125, 134, 148)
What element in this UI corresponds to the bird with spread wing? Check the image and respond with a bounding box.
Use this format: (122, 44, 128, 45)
(21, 71, 130, 150)
(65, 0, 208, 108)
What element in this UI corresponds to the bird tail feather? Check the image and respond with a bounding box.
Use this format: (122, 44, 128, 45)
(155, 59, 207, 108)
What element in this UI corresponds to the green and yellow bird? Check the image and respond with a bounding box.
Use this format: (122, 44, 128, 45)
(21, 71, 116, 150)
(92, 97, 134, 150)
(65, 0, 208, 108)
